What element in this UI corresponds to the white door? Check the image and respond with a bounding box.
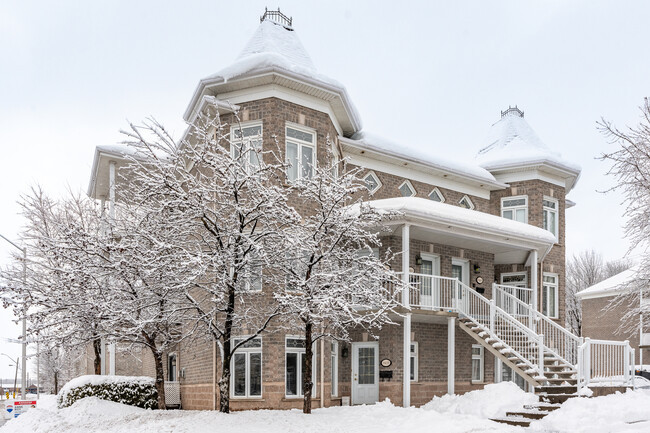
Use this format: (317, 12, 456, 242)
(419, 254, 440, 308)
(351, 342, 379, 405)
(452, 259, 469, 310)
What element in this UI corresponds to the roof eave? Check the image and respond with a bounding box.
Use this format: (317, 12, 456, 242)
(341, 137, 508, 191)
(481, 158, 581, 192)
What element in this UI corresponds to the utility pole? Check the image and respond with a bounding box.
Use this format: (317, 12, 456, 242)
(0, 234, 28, 399)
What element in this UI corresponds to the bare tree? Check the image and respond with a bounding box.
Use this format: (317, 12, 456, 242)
(120, 105, 297, 412)
(277, 146, 403, 414)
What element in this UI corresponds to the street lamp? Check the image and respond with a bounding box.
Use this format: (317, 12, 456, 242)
(0, 233, 27, 400)
(2, 353, 19, 399)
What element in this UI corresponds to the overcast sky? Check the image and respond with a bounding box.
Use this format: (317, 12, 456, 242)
(1, 0, 648, 380)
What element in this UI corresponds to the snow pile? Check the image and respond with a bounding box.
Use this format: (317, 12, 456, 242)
(423, 382, 538, 418)
(207, 20, 342, 89)
(58, 375, 157, 409)
(348, 131, 499, 184)
(530, 389, 650, 433)
(476, 112, 581, 173)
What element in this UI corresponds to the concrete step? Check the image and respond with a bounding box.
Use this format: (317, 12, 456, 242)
(539, 393, 578, 404)
(489, 416, 531, 427)
(535, 385, 577, 394)
(546, 378, 577, 385)
(506, 410, 551, 420)
(523, 403, 562, 412)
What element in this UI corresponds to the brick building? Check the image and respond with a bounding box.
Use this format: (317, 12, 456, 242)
(83, 10, 633, 410)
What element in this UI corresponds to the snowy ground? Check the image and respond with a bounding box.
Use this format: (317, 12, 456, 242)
(1, 383, 650, 433)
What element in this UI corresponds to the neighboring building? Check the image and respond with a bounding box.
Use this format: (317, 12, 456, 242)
(578, 267, 649, 368)
(84, 10, 631, 410)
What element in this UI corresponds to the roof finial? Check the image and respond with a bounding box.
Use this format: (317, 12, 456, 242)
(501, 105, 524, 118)
(260, 7, 293, 30)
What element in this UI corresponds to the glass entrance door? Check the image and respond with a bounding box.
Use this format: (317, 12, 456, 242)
(351, 342, 379, 405)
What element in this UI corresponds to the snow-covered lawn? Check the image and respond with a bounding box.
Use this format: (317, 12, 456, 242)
(2, 383, 650, 433)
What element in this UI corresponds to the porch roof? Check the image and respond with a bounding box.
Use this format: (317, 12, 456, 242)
(365, 197, 556, 264)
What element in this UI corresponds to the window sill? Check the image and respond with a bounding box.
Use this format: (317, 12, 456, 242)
(230, 397, 265, 402)
(282, 397, 322, 402)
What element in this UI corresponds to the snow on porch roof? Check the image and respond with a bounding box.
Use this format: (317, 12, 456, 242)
(357, 197, 556, 263)
(475, 107, 581, 175)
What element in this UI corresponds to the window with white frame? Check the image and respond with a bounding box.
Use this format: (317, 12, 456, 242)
(331, 341, 338, 397)
(285, 337, 316, 397)
(410, 342, 418, 381)
(286, 124, 315, 181)
(543, 197, 559, 238)
(240, 251, 262, 292)
(501, 272, 528, 288)
(428, 187, 445, 203)
(363, 171, 382, 194)
(399, 180, 416, 197)
(501, 196, 528, 223)
(167, 353, 177, 382)
(471, 344, 484, 383)
(542, 273, 559, 319)
(231, 337, 262, 398)
(231, 123, 263, 173)
(459, 195, 475, 210)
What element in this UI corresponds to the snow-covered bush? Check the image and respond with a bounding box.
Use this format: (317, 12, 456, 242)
(57, 375, 158, 409)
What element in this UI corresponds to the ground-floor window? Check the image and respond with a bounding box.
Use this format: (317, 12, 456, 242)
(331, 341, 338, 397)
(501, 363, 526, 390)
(542, 273, 559, 319)
(285, 336, 316, 398)
(231, 337, 262, 398)
(410, 342, 418, 381)
(471, 345, 484, 383)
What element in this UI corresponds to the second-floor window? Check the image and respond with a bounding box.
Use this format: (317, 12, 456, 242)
(231, 123, 263, 173)
(286, 125, 315, 181)
(543, 197, 558, 238)
(501, 196, 527, 223)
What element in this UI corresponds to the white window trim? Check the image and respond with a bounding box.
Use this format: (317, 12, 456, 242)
(471, 344, 484, 383)
(363, 171, 382, 195)
(542, 272, 560, 319)
(428, 187, 445, 203)
(242, 253, 263, 293)
(500, 272, 528, 288)
(230, 336, 263, 399)
(459, 195, 475, 210)
(230, 121, 263, 173)
(284, 335, 316, 398)
(410, 341, 419, 382)
(398, 179, 416, 197)
(501, 195, 528, 223)
(331, 341, 338, 397)
(543, 196, 559, 240)
(285, 122, 316, 181)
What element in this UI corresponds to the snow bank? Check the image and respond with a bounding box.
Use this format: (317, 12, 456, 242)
(423, 382, 538, 418)
(530, 389, 650, 433)
(58, 375, 157, 409)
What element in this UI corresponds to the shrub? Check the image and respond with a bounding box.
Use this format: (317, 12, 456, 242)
(57, 375, 158, 409)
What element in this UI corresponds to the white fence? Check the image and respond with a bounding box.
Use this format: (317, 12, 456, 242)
(577, 338, 635, 389)
(165, 381, 181, 407)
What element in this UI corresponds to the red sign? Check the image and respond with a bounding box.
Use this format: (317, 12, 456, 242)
(14, 400, 37, 406)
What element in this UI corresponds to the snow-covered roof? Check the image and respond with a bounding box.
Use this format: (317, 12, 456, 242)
(577, 267, 644, 300)
(183, 19, 362, 135)
(345, 131, 503, 188)
(475, 109, 581, 190)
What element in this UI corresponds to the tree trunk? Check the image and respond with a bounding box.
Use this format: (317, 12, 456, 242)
(54, 371, 59, 395)
(303, 321, 313, 414)
(93, 338, 102, 375)
(151, 348, 167, 410)
(219, 284, 236, 413)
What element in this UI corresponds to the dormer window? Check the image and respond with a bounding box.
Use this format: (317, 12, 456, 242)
(363, 171, 381, 194)
(459, 195, 474, 210)
(398, 180, 416, 197)
(501, 196, 527, 223)
(286, 124, 315, 181)
(428, 188, 445, 203)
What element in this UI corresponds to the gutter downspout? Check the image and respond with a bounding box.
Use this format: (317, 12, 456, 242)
(320, 337, 325, 408)
(212, 340, 217, 410)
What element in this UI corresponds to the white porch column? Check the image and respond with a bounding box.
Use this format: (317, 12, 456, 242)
(530, 249, 538, 312)
(402, 224, 411, 407)
(447, 316, 455, 395)
(109, 342, 116, 375)
(109, 161, 116, 222)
